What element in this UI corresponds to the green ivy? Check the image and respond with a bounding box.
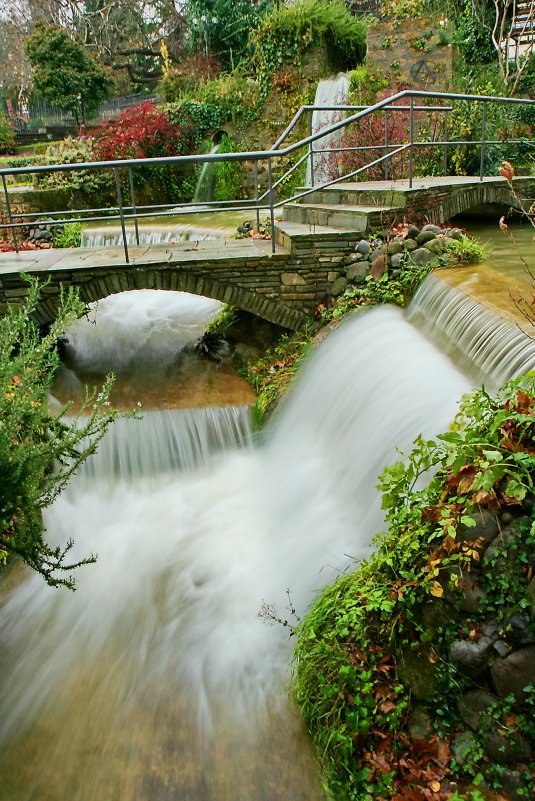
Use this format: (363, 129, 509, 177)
(293, 374, 535, 800)
(252, 0, 366, 96)
(164, 100, 228, 144)
(214, 134, 246, 201)
(51, 222, 83, 248)
(161, 72, 262, 128)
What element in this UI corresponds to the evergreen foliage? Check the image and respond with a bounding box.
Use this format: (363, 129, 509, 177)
(25, 23, 113, 125)
(0, 277, 122, 589)
(252, 0, 366, 87)
(0, 114, 15, 156)
(184, 0, 273, 67)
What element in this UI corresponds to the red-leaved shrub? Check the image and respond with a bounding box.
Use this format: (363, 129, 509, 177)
(89, 102, 199, 203)
(319, 94, 446, 182)
(91, 102, 197, 161)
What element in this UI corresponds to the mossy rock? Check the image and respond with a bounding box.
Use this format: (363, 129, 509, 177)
(397, 646, 437, 700)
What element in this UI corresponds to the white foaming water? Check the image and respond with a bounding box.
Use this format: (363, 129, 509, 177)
(306, 73, 350, 185)
(407, 274, 535, 390)
(81, 224, 222, 247)
(61, 288, 221, 374)
(193, 143, 220, 204)
(76, 406, 253, 480)
(0, 305, 470, 770)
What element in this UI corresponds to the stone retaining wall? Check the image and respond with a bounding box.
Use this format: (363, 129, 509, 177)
(367, 17, 454, 91)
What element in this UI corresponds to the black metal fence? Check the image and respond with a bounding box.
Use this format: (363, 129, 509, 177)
(3, 94, 158, 134)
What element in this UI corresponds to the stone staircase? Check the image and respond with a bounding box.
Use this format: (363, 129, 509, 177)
(274, 181, 406, 256)
(281, 183, 403, 231)
(273, 175, 535, 255)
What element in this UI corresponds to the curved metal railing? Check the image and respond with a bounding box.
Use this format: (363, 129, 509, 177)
(1, 88, 534, 258)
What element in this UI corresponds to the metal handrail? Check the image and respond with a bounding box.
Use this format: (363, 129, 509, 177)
(1, 88, 534, 259)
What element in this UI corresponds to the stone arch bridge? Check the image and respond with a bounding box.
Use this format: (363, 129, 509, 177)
(0, 176, 533, 330)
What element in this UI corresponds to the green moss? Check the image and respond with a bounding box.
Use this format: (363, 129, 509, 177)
(252, 0, 366, 94)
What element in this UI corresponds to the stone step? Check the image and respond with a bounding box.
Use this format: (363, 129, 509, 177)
(274, 220, 361, 253)
(282, 202, 402, 231)
(295, 185, 407, 208)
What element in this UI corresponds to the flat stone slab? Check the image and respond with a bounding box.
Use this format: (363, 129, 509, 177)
(284, 202, 398, 214)
(0, 237, 288, 276)
(330, 176, 535, 192)
(275, 221, 361, 239)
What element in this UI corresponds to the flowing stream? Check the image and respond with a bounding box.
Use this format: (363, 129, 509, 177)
(0, 249, 533, 798)
(0, 288, 472, 800)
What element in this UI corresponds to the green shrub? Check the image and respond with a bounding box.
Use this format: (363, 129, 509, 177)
(4, 155, 44, 170)
(252, 0, 366, 91)
(31, 140, 62, 154)
(348, 66, 389, 105)
(447, 75, 526, 176)
(166, 72, 262, 126)
(0, 276, 122, 589)
(214, 134, 246, 201)
(294, 374, 535, 800)
(33, 136, 114, 205)
(51, 222, 82, 248)
(0, 113, 15, 155)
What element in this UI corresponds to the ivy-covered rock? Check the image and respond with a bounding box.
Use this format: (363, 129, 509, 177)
(293, 376, 535, 800)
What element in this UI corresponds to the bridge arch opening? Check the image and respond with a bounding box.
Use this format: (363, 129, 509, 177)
(51, 289, 287, 380)
(450, 201, 513, 223)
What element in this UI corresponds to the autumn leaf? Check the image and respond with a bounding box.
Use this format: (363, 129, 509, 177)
(499, 160, 515, 182)
(429, 581, 444, 597)
(499, 216, 511, 237)
(472, 489, 496, 506)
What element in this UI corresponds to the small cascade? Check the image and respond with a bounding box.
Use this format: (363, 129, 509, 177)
(81, 225, 221, 248)
(406, 274, 535, 389)
(306, 73, 350, 186)
(74, 406, 252, 482)
(193, 143, 220, 204)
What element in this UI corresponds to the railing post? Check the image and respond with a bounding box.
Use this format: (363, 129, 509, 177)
(1, 175, 19, 253)
(384, 109, 389, 181)
(114, 167, 129, 263)
(254, 159, 260, 232)
(479, 102, 486, 182)
(309, 112, 315, 187)
(443, 109, 449, 176)
(268, 156, 275, 255)
(409, 96, 414, 189)
(128, 167, 140, 246)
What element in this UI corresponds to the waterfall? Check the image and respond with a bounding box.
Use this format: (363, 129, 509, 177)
(57, 289, 222, 375)
(406, 273, 535, 389)
(81, 225, 222, 247)
(193, 143, 220, 204)
(74, 406, 253, 481)
(305, 73, 350, 186)
(0, 298, 474, 800)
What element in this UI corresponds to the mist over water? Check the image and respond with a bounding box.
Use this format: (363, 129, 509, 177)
(0, 290, 471, 800)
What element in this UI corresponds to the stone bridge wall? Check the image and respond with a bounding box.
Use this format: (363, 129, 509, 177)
(0, 229, 361, 331)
